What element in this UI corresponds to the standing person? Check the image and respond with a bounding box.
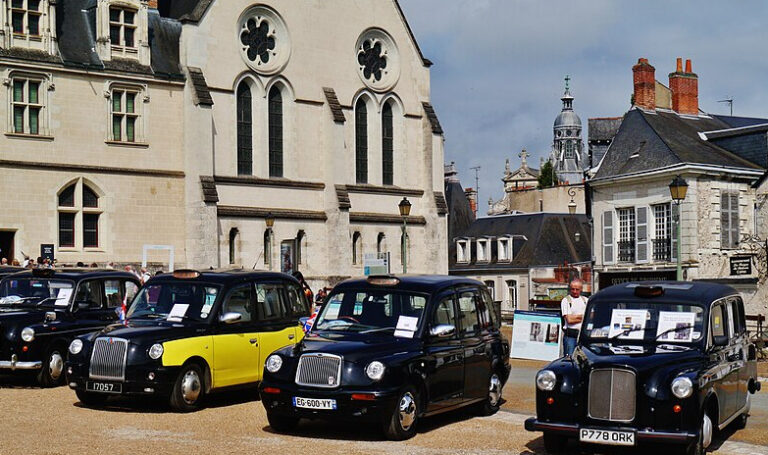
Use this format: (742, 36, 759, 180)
(140, 267, 151, 285)
(561, 278, 587, 357)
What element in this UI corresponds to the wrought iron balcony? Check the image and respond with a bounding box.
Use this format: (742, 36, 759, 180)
(618, 240, 635, 263)
(653, 238, 671, 262)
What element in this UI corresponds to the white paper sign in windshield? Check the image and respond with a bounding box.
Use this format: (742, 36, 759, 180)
(324, 301, 341, 321)
(55, 288, 73, 306)
(394, 315, 419, 338)
(167, 303, 189, 322)
(608, 309, 649, 340)
(656, 311, 696, 342)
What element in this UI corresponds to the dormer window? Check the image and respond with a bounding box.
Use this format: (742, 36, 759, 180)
(11, 0, 41, 36)
(456, 239, 470, 263)
(497, 237, 512, 262)
(476, 239, 489, 262)
(110, 6, 136, 49)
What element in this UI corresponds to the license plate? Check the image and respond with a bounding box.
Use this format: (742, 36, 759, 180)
(579, 428, 635, 446)
(86, 381, 122, 394)
(292, 397, 337, 410)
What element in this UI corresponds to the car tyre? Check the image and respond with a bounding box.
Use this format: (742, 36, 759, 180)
(267, 412, 300, 432)
(383, 386, 419, 441)
(75, 389, 109, 407)
(473, 372, 503, 416)
(37, 346, 66, 388)
(543, 433, 567, 454)
(686, 412, 712, 455)
(169, 362, 205, 412)
(733, 412, 748, 430)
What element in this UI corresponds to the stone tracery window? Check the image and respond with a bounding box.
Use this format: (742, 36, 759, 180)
(240, 17, 275, 65)
(11, 0, 41, 35)
(355, 29, 399, 92)
(358, 40, 387, 82)
(237, 5, 290, 75)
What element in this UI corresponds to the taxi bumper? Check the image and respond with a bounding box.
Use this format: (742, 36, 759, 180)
(524, 418, 697, 445)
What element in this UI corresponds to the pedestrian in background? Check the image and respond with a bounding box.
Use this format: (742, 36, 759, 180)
(561, 278, 587, 357)
(0, 258, 7, 265)
(140, 267, 151, 285)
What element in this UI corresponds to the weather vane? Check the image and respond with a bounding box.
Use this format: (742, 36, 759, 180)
(565, 75, 570, 91)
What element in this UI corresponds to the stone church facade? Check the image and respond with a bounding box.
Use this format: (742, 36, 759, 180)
(0, 0, 448, 285)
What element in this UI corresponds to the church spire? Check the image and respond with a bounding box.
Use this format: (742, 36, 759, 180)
(561, 75, 573, 110)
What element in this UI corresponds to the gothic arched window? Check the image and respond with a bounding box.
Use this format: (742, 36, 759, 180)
(382, 102, 394, 185)
(268, 86, 283, 177)
(355, 99, 368, 184)
(377, 232, 386, 253)
(229, 228, 239, 265)
(352, 231, 362, 264)
(57, 180, 102, 249)
(236, 82, 253, 175)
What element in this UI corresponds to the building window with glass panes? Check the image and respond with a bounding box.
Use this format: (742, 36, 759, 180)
(111, 88, 140, 142)
(57, 180, 102, 250)
(721, 191, 740, 249)
(109, 7, 136, 49)
(617, 207, 635, 262)
(11, 0, 41, 36)
(652, 203, 671, 262)
(11, 77, 42, 135)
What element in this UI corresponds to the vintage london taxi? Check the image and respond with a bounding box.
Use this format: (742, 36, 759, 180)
(65, 269, 310, 411)
(259, 275, 511, 440)
(525, 282, 761, 455)
(0, 268, 140, 386)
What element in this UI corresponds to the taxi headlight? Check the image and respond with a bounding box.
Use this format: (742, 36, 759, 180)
(69, 339, 83, 355)
(265, 355, 283, 373)
(671, 376, 693, 399)
(21, 327, 35, 342)
(148, 343, 164, 360)
(365, 361, 386, 381)
(536, 369, 557, 391)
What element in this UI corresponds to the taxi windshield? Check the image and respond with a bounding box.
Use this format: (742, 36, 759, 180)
(127, 282, 220, 322)
(583, 300, 705, 344)
(313, 289, 428, 335)
(0, 278, 75, 308)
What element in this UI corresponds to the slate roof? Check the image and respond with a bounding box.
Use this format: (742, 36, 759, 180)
(594, 109, 765, 180)
(188, 67, 214, 106)
(323, 87, 346, 124)
(450, 213, 592, 271)
(588, 117, 622, 142)
(422, 102, 444, 135)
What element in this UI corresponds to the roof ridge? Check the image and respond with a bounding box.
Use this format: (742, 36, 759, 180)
(637, 109, 683, 164)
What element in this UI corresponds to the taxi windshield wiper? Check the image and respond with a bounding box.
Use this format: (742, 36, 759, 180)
(655, 324, 694, 341)
(131, 312, 165, 319)
(36, 296, 67, 307)
(360, 326, 396, 334)
(609, 326, 655, 340)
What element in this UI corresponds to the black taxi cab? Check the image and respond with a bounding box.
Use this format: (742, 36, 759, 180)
(525, 282, 761, 455)
(0, 266, 25, 279)
(65, 269, 310, 411)
(259, 275, 511, 440)
(0, 268, 139, 386)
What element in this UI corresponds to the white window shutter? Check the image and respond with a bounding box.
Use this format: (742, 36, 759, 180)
(730, 193, 739, 247)
(636, 206, 648, 263)
(603, 211, 614, 264)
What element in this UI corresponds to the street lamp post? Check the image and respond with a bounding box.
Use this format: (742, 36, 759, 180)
(265, 212, 275, 271)
(398, 197, 412, 274)
(668, 176, 689, 281)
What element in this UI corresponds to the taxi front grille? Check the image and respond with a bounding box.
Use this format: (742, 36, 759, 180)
(588, 368, 636, 422)
(89, 337, 128, 381)
(295, 354, 342, 388)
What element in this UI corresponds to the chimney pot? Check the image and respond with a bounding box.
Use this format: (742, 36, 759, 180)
(676, 57, 683, 72)
(669, 58, 698, 115)
(632, 57, 656, 110)
(685, 59, 692, 73)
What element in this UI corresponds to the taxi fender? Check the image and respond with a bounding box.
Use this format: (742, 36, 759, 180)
(161, 336, 214, 369)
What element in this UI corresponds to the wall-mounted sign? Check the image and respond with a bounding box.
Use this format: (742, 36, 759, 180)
(598, 270, 676, 290)
(40, 244, 54, 262)
(729, 256, 752, 276)
(281, 240, 296, 275)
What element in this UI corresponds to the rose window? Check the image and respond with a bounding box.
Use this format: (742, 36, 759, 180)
(358, 39, 387, 82)
(355, 28, 400, 92)
(240, 18, 275, 65)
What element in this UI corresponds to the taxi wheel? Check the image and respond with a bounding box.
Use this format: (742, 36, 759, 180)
(543, 433, 567, 454)
(473, 372, 503, 416)
(383, 386, 419, 441)
(169, 363, 205, 412)
(266, 412, 300, 432)
(686, 413, 712, 455)
(38, 347, 66, 388)
(76, 389, 108, 407)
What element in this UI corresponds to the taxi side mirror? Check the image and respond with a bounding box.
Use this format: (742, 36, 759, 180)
(72, 302, 90, 312)
(219, 312, 242, 324)
(712, 335, 729, 347)
(430, 324, 455, 338)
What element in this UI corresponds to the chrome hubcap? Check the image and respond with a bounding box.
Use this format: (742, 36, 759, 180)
(488, 374, 502, 407)
(702, 414, 712, 448)
(398, 392, 417, 431)
(180, 370, 201, 404)
(49, 352, 64, 380)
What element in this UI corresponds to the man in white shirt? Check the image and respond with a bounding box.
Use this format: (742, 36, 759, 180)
(561, 278, 588, 357)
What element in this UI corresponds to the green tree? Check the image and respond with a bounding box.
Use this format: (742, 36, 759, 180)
(538, 160, 557, 188)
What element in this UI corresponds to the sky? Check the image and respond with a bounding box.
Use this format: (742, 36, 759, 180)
(399, 0, 768, 207)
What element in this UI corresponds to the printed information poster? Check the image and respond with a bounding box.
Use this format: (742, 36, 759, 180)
(656, 311, 695, 342)
(510, 310, 562, 361)
(608, 309, 648, 340)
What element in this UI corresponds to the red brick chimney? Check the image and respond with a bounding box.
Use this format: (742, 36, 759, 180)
(632, 58, 656, 110)
(669, 58, 699, 115)
(464, 188, 478, 218)
(148, 0, 158, 9)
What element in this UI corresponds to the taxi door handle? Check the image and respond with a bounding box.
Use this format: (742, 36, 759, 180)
(288, 334, 295, 340)
(249, 338, 258, 345)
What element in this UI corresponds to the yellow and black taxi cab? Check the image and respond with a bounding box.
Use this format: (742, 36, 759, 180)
(65, 269, 310, 411)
